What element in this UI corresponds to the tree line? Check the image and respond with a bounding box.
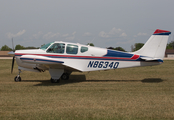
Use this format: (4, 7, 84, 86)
(0, 45, 39, 51)
(1, 41, 174, 51)
(131, 41, 174, 51)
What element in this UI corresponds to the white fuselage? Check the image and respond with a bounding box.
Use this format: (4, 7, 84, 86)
(9, 29, 171, 81)
(14, 41, 161, 73)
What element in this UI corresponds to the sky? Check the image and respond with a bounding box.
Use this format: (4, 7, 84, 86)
(0, 0, 174, 51)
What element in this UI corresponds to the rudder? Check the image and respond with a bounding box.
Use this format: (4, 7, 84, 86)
(133, 29, 171, 60)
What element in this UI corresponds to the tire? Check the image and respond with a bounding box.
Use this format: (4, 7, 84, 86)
(14, 76, 21, 82)
(50, 78, 60, 83)
(61, 73, 69, 80)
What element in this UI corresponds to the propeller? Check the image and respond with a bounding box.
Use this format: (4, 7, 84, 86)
(9, 38, 15, 73)
(11, 56, 15, 73)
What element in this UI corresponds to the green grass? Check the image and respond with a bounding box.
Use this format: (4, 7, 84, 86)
(1, 60, 174, 120)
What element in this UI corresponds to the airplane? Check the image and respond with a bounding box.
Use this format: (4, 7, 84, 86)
(8, 29, 171, 83)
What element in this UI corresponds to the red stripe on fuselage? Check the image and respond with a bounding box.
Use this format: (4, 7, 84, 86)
(131, 54, 140, 60)
(15, 53, 139, 60)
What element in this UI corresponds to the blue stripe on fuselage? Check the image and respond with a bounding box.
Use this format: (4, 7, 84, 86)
(104, 50, 133, 58)
(35, 59, 64, 63)
(20, 58, 64, 63)
(16, 52, 161, 62)
(16, 53, 137, 61)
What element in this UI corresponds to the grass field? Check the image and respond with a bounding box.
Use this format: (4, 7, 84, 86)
(1, 59, 174, 120)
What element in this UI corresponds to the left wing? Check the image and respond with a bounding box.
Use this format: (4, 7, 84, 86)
(20, 55, 81, 72)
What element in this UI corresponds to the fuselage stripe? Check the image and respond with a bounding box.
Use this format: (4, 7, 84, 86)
(20, 58, 64, 63)
(16, 53, 140, 61)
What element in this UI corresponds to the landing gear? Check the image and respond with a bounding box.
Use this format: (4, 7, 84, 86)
(50, 78, 60, 83)
(14, 76, 21, 82)
(61, 73, 70, 80)
(50, 73, 70, 83)
(14, 69, 22, 82)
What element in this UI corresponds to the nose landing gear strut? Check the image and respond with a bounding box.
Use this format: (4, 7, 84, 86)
(14, 69, 22, 82)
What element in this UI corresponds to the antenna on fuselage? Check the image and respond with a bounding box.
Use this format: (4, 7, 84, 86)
(87, 37, 95, 46)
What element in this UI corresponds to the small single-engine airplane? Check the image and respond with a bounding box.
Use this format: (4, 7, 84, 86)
(8, 29, 171, 83)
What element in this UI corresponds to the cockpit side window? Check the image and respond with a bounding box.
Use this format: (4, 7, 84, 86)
(81, 46, 88, 53)
(47, 43, 65, 54)
(66, 44, 78, 54)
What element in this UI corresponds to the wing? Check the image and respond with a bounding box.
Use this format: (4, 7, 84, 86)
(20, 55, 64, 64)
(20, 55, 81, 72)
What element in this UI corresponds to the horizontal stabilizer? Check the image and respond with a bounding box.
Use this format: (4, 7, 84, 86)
(140, 56, 161, 61)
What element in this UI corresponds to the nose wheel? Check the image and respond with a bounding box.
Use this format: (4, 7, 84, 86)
(14, 69, 22, 82)
(14, 76, 21, 82)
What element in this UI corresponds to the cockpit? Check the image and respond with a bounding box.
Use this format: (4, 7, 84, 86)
(47, 43, 65, 54)
(40, 42, 88, 55)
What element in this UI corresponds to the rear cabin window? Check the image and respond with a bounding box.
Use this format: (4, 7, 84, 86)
(81, 46, 88, 53)
(47, 43, 65, 54)
(66, 44, 78, 54)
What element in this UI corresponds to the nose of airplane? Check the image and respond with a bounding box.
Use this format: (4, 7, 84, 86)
(8, 51, 15, 57)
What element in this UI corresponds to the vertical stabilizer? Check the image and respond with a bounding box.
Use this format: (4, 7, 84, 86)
(133, 29, 171, 60)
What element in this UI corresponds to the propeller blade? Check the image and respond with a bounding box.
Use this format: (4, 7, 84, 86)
(12, 38, 15, 52)
(10, 38, 15, 74)
(11, 56, 15, 73)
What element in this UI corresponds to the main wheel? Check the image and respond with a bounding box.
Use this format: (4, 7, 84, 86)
(50, 78, 60, 83)
(61, 73, 69, 80)
(14, 76, 21, 82)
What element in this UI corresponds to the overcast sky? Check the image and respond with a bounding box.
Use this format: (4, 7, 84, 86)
(0, 0, 174, 51)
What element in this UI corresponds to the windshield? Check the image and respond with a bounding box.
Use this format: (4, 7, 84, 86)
(47, 43, 65, 54)
(40, 42, 54, 50)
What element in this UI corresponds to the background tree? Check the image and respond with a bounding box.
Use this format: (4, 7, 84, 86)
(107, 47, 114, 50)
(25, 46, 39, 49)
(114, 47, 126, 52)
(133, 43, 144, 51)
(1, 44, 39, 51)
(15, 44, 25, 50)
(41, 44, 45, 47)
(0, 45, 12, 51)
(87, 43, 94, 46)
(107, 47, 126, 52)
(166, 41, 174, 49)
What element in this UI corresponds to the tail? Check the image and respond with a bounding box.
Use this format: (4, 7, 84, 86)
(133, 29, 171, 60)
